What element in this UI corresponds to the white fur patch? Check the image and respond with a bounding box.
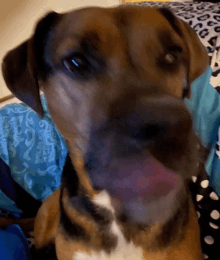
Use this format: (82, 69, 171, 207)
(92, 190, 115, 213)
(73, 191, 144, 260)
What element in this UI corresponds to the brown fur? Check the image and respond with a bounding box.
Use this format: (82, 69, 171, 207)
(1, 5, 209, 260)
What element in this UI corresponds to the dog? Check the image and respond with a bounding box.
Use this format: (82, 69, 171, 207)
(2, 5, 209, 260)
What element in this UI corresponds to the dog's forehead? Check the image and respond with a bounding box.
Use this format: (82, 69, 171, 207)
(49, 6, 176, 61)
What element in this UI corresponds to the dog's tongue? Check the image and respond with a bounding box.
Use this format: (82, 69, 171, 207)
(109, 156, 181, 204)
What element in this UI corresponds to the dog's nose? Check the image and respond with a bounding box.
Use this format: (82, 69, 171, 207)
(112, 95, 192, 143)
(132, 123, 166, 141)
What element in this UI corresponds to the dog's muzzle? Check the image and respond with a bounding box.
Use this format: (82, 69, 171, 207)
(85, 94, 193, 224)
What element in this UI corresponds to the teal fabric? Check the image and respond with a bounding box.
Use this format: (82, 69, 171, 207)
(0, 95, 67, 205)
(185, 66, 220, 195)
(0, 191, 22, 215)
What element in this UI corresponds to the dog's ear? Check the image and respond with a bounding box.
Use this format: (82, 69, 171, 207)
(159, 8, 209, 98)
(1, 12, 60, 117)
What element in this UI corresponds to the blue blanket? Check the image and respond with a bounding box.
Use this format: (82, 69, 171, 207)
(0, 95, 67, 215)
(185, 66, 220, 195)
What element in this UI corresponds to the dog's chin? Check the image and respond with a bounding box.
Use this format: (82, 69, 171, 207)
(88, 153, 184, 225)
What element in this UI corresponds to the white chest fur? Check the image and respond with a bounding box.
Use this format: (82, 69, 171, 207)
(73, 191, 144, 260)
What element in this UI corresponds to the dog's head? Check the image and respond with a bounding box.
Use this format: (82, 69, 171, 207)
(2, 6, 208, 224)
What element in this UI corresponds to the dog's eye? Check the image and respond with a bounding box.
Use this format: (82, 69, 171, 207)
(63, 54, 90, 74)
(164, 46, 183, 65)
(164, 53, 176, 64)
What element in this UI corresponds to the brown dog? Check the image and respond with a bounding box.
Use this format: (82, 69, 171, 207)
(2, 5, 209, 260)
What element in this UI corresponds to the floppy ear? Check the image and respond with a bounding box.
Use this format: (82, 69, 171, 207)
(1, 11, 60, 117)
(159, 8, 209, 98)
